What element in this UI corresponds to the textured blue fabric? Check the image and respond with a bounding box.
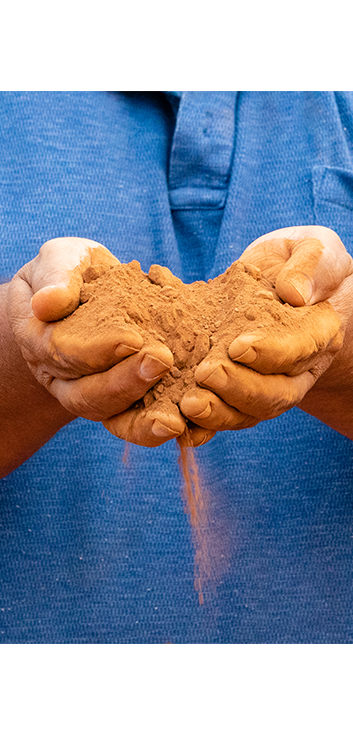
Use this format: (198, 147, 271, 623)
(1, 91, 353, 643)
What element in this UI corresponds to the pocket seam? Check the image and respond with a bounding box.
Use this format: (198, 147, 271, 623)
(313, 164, 353, 213)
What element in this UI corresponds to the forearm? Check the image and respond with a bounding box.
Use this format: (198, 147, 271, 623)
(299, 382, 353, 440)
(0, 283, 75, 478)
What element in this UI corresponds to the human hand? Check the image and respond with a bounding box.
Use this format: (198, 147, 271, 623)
(179, 226, 353, 436)
(8, 237, 186, 447)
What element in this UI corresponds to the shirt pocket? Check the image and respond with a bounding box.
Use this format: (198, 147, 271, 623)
(312, 165, 353, 254)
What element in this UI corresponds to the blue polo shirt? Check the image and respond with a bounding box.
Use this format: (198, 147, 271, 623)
(0, 91, 353, 643)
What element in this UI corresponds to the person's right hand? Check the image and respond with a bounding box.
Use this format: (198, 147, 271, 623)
(8, 237, 186, 447)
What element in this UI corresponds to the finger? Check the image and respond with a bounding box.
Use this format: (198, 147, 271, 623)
(228, 302, 343, 376)
(51, 321, 145, 373)
(180, 387, 258, 431)
(29, 237, 119, 321)
(185, 422, 216, 447)
(27, 329, 146, 387)
(103, 400, 186, 447)
(48, 344, 173, 420)
(195, 356, 316, 419)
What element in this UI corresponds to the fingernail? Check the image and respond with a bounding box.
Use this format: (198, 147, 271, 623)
(139, 354, 170, 380)
(192, 430, 215, 446)
(202, 365, 228, 390)
(283, 274, 313, 305)
(200, 432, 213, 446)
(192, 403, 212, 420)
(232, 347, 257, 364)
(228, 333, 262, 359)
(115, 343, 140, 361)
(152, 420, 179, 437)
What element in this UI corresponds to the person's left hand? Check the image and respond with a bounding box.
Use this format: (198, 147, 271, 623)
(179, 226, 353, 436)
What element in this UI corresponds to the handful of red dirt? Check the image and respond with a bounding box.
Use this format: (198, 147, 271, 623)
(58, 258, 309, 419)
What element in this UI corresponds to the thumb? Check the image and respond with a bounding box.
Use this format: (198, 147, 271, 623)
(30, 237, 119, 322)
(275, 229, 353, 306)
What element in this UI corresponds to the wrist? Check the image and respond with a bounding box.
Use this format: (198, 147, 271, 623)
(0, 283, 75, 477)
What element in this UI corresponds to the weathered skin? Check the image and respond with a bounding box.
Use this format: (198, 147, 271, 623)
(2, 225, 353, 476)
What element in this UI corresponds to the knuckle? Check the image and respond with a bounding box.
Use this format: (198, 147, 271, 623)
(31, 365, 54, 391)
(20, 345, 36, 363)
(297, 335, 318, 361)
(102, 416, 125, 440)
(245, 380, 296, 419)
(269, 389, 298, 417)
(232, 415, 259, 430)
(39, 238, 62, 254)
(108, 372, 146, 406)
(66, 386, 104, 420)
(328, 331, 344, 354)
